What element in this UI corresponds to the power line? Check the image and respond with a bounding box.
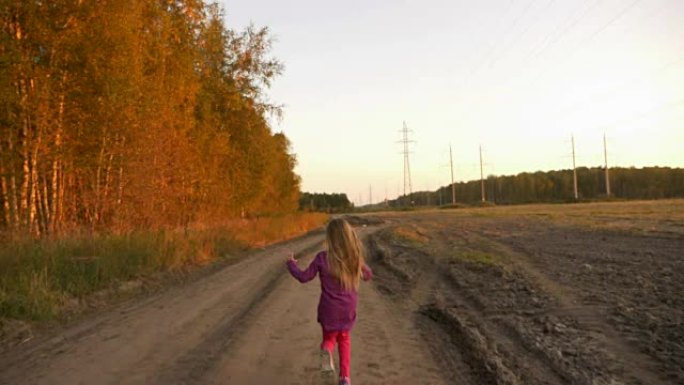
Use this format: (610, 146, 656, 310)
(527, 0, 600, 64)
(539, 0, 643, 82)
(490, 0, 597, 90)
(453, 0, 537, 125)
(488, 0, 558, 69)
(575, 0, 642, 51)
(460, 0, 518, 82)
(481, 0, 541, 70)
(528, 0, 643, 87)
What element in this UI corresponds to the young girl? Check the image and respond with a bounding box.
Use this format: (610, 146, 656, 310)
(286, 218, 373, 385)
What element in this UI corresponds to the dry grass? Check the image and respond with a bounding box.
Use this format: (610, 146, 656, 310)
(391, 225, 430, 246)
(223, 213, 329, 247)
(453, 251, 500, 266)
(472, 199, 684, 234)
(384, 199, 684, 235)
(381, 200, 684, 270)
(0, 212, 328, 322)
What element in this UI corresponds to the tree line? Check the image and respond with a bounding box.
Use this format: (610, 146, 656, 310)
(1, 1, 300, 236)
(393, 166, 684, 206)
(299, 192, 352, 213)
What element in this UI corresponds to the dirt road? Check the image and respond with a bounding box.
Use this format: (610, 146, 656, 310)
(0, 223, 450, 385)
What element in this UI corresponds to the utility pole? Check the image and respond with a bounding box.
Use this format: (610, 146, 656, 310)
(572, 135, 578, 200)
(450, 144, 456, 205)
(479, 145, 486, 202)
(399, 121, 414, 204)
(369, 185, 373, 205)
(604, 133, 611, 197)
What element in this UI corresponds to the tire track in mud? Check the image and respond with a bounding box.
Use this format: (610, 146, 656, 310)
(421, 279, 567, 385)
(480, 234, 672, 385)
(369, 217, 674, 385)
(449, 225, 671, 385)
(366, 232, 566, 385)
(367, 235, 481, 384)
(438, 229, 667, 385)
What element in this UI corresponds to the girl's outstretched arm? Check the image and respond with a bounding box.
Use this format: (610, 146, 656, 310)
(286, 252, 320, 283)
(361, 263, 373, 281)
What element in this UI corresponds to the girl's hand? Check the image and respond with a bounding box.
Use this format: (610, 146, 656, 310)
(286, 251, 296, 264)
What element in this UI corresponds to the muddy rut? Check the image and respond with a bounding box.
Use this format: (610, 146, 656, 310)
(366, 212, 681, 385)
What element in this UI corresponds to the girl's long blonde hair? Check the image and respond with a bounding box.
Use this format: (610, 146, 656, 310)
(325, 218, 365, 291)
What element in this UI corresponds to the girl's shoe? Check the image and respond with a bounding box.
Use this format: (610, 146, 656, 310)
(339, 377, 351, 385)
(320, 349, 335, 373)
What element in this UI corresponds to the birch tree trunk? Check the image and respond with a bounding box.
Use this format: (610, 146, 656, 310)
(29, 126, 41, 236)
(41, 173, 50, 232)
(50, 71, 67, 234)
(93, 130, 108, 229)
(0, 163, 11, 227)
(9, 168, 19, 227)
(27, 75, 42, 236)
(117, 136, 126, 207)
(18, 78, 30, 230)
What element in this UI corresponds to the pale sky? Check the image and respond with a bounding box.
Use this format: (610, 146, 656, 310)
(221, 0, 684, 205)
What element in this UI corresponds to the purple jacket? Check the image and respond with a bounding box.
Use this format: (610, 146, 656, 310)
(287, 251, 373, 331)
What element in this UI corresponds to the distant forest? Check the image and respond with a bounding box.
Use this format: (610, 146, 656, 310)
(299, 192, 352, 213)
(1, 2, 300, 235)
(301, 167, 684, 213)
(394, 166, 684, 207)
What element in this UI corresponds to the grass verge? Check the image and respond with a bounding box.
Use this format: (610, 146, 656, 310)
(0, 212, 328, 324)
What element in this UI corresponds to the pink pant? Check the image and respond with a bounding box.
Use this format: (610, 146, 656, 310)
(321, 329, 351, 378)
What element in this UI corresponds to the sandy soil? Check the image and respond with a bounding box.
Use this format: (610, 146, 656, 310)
(0, 220, 450, 385)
